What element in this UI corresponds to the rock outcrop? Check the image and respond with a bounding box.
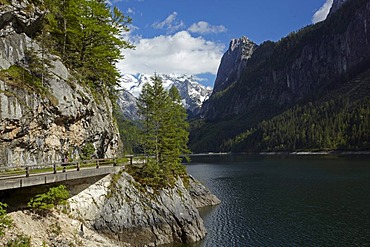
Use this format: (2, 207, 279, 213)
(0, 1, 120, 166)
(212, 36, 257, 93)
(188, 176, 221, 208)
(202, 0, 370, 121)
(328, 0, 349, 16)
(0, 0, 44, 38)
(69, 172, 220, 246)
(1, 210, 124, 247)
(191, 0, 370, 152)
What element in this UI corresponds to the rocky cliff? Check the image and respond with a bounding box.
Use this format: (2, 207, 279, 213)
(202, 0, 370, 121)
(212, 36, 257, 93)
(191, 0, 370, 152)
(0, 1, 120, 166)
(69, 172, 220, 246)
(1, 171, 220, 246)
(329, 0, 349, 16)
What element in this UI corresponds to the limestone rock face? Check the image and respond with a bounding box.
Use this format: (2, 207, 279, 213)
(69, 172, 220, 246)
(0, 1, 120, 166)
(212, 36, 257, 94)
(328, 0, 349, 16)
(188, 176, 221, 208)
(200, 0, 370, 121)
(0, 0, 44, 38)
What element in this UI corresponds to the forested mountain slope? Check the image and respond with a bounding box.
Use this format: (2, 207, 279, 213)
(190, 0, 370, 152)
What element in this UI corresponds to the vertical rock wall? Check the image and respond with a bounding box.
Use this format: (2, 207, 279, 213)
(0, 1, 120, 166)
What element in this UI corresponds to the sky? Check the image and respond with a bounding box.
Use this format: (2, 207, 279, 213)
(114, 0, 334, 87)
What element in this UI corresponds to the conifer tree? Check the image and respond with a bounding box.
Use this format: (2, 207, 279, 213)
(161, 86, 190, 175)
(41, 0, 133, 92)
(137, 76, 190, 186)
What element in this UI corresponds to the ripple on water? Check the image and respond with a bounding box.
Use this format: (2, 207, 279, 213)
(186, 156, 370, 247)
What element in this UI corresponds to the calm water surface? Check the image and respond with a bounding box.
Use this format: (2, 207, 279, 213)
(185, 155, 370, 247)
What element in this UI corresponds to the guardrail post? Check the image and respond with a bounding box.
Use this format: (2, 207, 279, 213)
(77, 162, 80, 171)
(53, 164, 57, 174)
(26, 166, 29, 177)
(96, 160, 99, 169)
(130, 156, 133, 165)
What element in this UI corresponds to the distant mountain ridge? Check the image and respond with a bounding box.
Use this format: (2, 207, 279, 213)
(117, 74, 212, 120)
(191, 0, 370, 152)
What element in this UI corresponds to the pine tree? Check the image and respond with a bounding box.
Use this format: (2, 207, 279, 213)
(137, 76, 190, 187)
(162, 86, 190, 174)
(41, 0, 133, 92)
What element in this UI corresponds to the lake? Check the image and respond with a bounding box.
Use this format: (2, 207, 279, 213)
(186, 154, 370, 246)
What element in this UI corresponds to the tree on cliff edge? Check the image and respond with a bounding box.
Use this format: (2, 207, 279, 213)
(137, 76, 190, 187)
(39, 0, 134, 93)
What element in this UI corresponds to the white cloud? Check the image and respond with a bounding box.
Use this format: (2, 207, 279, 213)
(117, 31, 225, 76)
(152, 12, 185, 32)
(188, 21, 227, 34)
(312, 0, 333, 23)
(127, 8, 135, 14)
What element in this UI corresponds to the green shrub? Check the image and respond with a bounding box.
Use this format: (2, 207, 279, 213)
(0, 0, 10, 5)
(27, 185, 70, 215)
(6, 234, 31, 247)
(81, 142, 95, 160)
(0, 202, 13, 236)
(48, 222, 61, 236)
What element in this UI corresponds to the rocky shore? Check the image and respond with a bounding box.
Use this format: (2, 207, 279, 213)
(1, 171, 220, 246)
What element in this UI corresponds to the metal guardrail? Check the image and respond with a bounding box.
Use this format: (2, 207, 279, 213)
(0, 156, 135, 179)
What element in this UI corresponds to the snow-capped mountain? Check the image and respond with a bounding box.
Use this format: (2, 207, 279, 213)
(116, 74, 213, 120)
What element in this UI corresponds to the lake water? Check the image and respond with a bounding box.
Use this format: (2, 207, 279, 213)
(186, 155, 370, 247)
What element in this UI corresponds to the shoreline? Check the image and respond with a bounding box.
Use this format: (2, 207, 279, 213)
(189, 151, 370, 157)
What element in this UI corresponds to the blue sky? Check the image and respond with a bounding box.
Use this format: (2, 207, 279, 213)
(115, 0, 334, 87)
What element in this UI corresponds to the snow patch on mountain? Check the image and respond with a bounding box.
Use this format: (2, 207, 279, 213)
(117, 74, 213, 120)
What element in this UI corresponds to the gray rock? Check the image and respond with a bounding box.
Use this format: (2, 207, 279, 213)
(201, 1, 370, 121)
(188, 176, 221, 208)
(0, 0, 44, 38)
(0, 3, 120, 166)
(0, 33, 28, 70)
(328, 0, 348, 16)
(212, 36, 257, 94)
(69, 172, 220, 246)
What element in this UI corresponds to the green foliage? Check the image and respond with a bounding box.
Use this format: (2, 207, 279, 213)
(0, 65, 42, 92)
(228, 97, 370, 152)
(48, 222, 62, 236)
(118, 119, 143, 154)
(81, 142, 95, 160)
(27, 185, 70, 215)
(6, 234, 31, 247)
(24, 45, 54, 87)
(0, 0, 10, 5)
(189, 0, 370, 153)
(106, 170, 123, 199)
(2, 0, 133, 101)
(38, 0, 134, 96)
(0, 202, 13, 237)
(136, 76, 190, 188)
(0, 65, 59, 106)
(113, 103, 143, 154)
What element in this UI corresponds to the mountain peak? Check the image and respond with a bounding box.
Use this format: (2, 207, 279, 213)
(117, 73, 213, 120)
(211, 36, 257, 93)
(328, 0, 348, 16)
